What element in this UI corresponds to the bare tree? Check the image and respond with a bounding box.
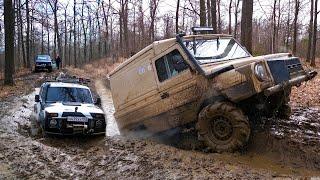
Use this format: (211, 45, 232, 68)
(240, 0, 253, 53)
(310, 0, 318, 66)
(228, 0, 233, 34)
(149, 0, 160, 41)
(200, 0, 206, 26)
(48, 0, 62, 58)
(234, 0, 240, 38)
(73, 0, 77, 67)
(81, 0, 88, 63)
(176, 0, 180, 33)
(272, 0, 277, 53)
(207, 0, 211, 26)
(211, 0, 217, 33)
(292, 0, 299, 55)
(307, 0, 314, 62)
(4, 0, 15, 85)
(26, 0, 31, 68)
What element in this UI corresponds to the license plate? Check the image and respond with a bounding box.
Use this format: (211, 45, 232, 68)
(67, 116, 88, 122)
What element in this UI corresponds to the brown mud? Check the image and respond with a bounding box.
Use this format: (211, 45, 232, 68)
(0, 72, 320, 179)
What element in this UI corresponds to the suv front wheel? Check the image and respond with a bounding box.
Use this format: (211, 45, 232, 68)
(197, 102, 250, 152)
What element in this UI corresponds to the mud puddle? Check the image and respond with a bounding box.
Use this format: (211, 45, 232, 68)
(1, 76, 320, 178)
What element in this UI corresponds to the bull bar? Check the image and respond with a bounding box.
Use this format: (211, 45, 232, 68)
(264, 70, 317, 96)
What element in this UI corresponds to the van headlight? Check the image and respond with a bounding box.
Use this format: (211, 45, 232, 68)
(254, 63, 268, 81)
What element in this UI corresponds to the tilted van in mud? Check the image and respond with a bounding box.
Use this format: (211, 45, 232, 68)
(108, 29, 317, 152)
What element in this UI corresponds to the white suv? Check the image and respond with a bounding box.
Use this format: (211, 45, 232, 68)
(34, 79, 106, 136)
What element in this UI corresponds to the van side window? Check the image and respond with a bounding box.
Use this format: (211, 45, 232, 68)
(155, 50, 188, 82)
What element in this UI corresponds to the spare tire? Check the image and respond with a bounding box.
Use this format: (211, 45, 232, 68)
(197, 102, 250, 152)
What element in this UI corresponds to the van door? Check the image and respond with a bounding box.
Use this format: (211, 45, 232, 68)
(146, 46, 199, 132)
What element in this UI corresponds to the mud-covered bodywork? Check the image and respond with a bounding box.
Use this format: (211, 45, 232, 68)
(108, 33, 316, 138)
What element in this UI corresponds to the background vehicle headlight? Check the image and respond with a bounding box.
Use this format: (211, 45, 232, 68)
(254, 63, 268, 81)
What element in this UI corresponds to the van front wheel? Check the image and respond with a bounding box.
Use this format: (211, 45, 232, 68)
(197, 102, 250, 152)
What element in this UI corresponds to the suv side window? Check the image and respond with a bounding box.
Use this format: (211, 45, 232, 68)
(40, 84, 48, 101)
(155, 50, 188, 82)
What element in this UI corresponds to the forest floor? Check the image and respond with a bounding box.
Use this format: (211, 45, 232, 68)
(0, 60, 320, 179)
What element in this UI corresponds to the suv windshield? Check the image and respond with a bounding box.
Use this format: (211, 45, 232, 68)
(183, 38, 250, 64)
(36, 55, 51, 62)
(46, 87, 93, 103)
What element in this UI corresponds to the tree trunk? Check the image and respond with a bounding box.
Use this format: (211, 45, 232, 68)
(200, 0, 206, 26)
(18, 0, 26, 68)
(234, 0, 240, 38)
(96, 5, 101, 58)
(4, 0, 15, 85)
(240, 0, 253, 54)
(310, 0, 318, 66)
(73, 0, 77, 67)
(51, 0, 62, 59)
(211, 0, 217, 33)
(272, 0, 277, 53)
(285, 0, 291, 51)
(176, 0, 180, 33)
(64, 6, 68, 67)
(81, 0, 87, 63)
(41, 16, 44, 54)
(217, 0, 221, 33)
(149, 0, 159, 42)
(228, 0, 232, 34)
(307, 0, 314, 62)
(207, 0, 211, 26)
(292, 0, 299, 55)
(26, 0, 30, 69)
(68, 25, 72, 66)
(102, 0, 110, 56)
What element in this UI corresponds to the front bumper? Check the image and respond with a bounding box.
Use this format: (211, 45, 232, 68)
(35, 65, 52, 69)
(264, 70, 317, 96)
(44, 117, 106, 136)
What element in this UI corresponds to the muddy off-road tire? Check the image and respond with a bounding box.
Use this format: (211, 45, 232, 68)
(277, 103, 292, 119)
(266, 90, 292, 119)
(197, 102, 250, 152)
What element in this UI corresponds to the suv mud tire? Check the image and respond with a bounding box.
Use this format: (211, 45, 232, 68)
(197, 102, 250, 152)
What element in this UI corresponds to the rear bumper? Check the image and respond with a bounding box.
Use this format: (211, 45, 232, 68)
(264, 71, 317, 96)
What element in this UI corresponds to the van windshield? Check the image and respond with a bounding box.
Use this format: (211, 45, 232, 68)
(46, 87, 93, 104)
(183, 38, 251, 64)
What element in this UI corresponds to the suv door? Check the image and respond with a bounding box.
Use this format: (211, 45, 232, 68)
(36, 84, 47, 122)
(148, 46, 199, 132)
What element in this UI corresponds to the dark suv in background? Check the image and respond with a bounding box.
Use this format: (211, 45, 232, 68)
(34, 55, 56, 72)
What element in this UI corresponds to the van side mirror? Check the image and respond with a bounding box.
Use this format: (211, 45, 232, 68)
(95, 97, 101, 106)
(35, 95, 40, 102)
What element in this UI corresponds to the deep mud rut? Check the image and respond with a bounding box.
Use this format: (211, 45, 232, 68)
(1, 75, 320, 179)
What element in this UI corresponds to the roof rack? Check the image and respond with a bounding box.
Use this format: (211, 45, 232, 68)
(45, 73, 90, 85)
(191, 26, 214, 35)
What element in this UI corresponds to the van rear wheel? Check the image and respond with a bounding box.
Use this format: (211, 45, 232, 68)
(197, 102, 250, 152)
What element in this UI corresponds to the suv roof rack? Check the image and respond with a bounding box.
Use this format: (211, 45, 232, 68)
(45, 73, 90, 85)
(191, 26, 214, 35)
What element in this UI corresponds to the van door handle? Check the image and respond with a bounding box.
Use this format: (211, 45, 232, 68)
(160, 92, 169, 99)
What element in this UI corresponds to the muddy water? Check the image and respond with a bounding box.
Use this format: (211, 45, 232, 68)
(1, 79, 320, 178)
(95, 79, 120, 136)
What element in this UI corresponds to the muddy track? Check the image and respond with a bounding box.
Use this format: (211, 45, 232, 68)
(1, 72, 320, 179)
